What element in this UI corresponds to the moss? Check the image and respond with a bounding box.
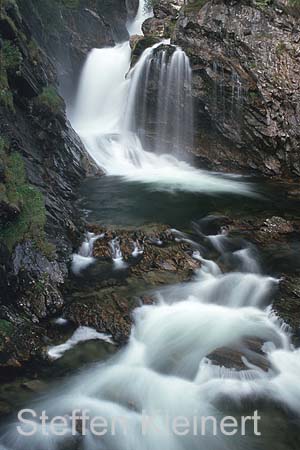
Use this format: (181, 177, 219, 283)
(0, 320, 14, 337)
(0, 40, 22, 112)
(254, 0, 272, 8)
(61, 0, 80, 8)
(184, 0, 208, 13)
(0, 59, 14, 112)
(35, 86, 64, 114)
(2, 41, 22, 71)
(0, 151, 55, 256)
(276, 41, 287, 56)
(285, 0, 300, 17)
(28, 39, 40, 64)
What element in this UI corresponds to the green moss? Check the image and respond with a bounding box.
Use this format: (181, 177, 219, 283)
(35, 86, 63, 114)
(0, 40, 22, 112)
(0, 151, 53, 255)
(0, 58, 14, 112)
(184, 0, 208, 13)
(286, 0, 300, 17)
(276, 41, 287, 56)
(61, 0, 80, 8)
(2, 41, 22, 71)
(254, 0, 272, 8)
(28, 39, 40, 64)
(0, 320, 14, 337)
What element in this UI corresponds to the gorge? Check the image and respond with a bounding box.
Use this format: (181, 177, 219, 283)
(0, 1, 300, 449)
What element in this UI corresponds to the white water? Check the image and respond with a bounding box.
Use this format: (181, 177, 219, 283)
(48, 327, 113, 360)
(127, 0, 152, 35)
(109, 237, 127, 269)
(3, 231, 300, 450)
(70, 2, 253, 196)
(2, 3, 299, 450)
(72, 232, 104, 274)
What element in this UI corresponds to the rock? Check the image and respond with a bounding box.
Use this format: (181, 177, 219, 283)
(21, 379, 47, 393)
(207, 338, 270, 372)
(172, 0, 300, 178)
(126, 0, 140, 19)
(273, 276, 300, 341)
(260, 217, 294, 236)
(0, 0, 130, 373)
(65, 225, 200, 343)
(0, 201, 21, 224)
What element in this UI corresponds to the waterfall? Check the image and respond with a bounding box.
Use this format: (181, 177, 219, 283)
(72, 232, 104, 275)
(125, 45, 193, 157)
(70, 2, 253, 196)
(127, 0, 152, 35)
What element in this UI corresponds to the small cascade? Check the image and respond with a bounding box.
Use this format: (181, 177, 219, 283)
(109, 238, 127, 269)
(127, 0, 152, 35)
(212, 61, 226, 119)
(72, 232, 104, 275)
(132, 240, 144, 257)
(211, 62, 244, 121)
(231, 70, 243, 114)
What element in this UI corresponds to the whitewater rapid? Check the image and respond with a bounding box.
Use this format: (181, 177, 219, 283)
(2, 224, 300, 450)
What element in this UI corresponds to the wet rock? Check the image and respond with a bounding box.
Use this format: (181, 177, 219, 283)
(65, 225, 200, 343)
(273, 276, 300, 341)
(142, 0, 183, 39)
(21, 379, 47, 393)
(126, 0, 140, 19)
(208, 338, 270, 372)
(172, 0, 300, 178)
(0, 200, 20, 225)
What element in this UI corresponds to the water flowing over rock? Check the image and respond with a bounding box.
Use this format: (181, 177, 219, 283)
(71, 21, 252, 195)
(125, 44, 194, 157)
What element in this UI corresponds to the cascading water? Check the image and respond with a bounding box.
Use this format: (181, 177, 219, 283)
(2, 226, 300, 450)
(70, 2, 253, 195)
(125, 44, 194, 157)
(2, 3, 299, 450)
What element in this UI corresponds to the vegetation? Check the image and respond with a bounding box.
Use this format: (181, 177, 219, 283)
(35, 86, 63, 113)
(286, 0, 300, 17)
(0, 145, 54, 256)
(0, 40, 22, 112)
(183, 0, 209, 13)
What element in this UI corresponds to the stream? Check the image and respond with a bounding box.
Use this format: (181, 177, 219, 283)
(0, 1, 300, 449)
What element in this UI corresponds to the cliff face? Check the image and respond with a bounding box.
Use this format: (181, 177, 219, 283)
(0, 0, 130, 372)
(173, 0, 300, 177)
(138, 0, 300, 178)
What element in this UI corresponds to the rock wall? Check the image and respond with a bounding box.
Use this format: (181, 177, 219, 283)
(173, 0, 300, 177)
(0, 0, 131, 372)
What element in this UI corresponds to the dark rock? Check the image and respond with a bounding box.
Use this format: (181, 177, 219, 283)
(65, 225, 200, 344)
(126, 0, 140, 19)
(172, 0, 300, 178)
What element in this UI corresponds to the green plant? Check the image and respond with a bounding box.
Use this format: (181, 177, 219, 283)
(286, 0, 300, 17)
(2, 41, 22, 71)
(0, 151, 53, 255)
(184, 0, 208, 13)
(255, 0, 272, 8)
(276, 41, 287, 56)
(35, 86, 63, 113)
(60, 0, 80, 8)
(0, 63, 14, 112)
